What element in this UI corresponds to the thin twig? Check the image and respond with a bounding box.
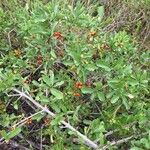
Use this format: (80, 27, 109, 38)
(100, 132, 149, 150)
(12, 110, 44, 128)
(40, 126, 43, 150)
(94, 121, 137, 144)
(7, 28, 15, 48)
(26, 139, 41, 150)
(21, 97, 37, 111)
(0, 111, 45, 146)
(0, 111, 43, 143)
(13, 88, 98, 149)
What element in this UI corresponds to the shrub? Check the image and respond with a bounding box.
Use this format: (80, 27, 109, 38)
(0, 0, 149, 149)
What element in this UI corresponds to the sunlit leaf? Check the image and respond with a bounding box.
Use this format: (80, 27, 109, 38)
(50, 88, 63, 99)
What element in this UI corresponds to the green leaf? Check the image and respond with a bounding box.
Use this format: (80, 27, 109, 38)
(81, 87, 94, 94)
(99, 132, 105, 145)
(43, 75, 51, 86)
(32, 113, 44, 122)
(86, 64, 97, 71)
(91, 119, 106, 133)
(43, 71, 54, 86)
(54, 4, 59, 15)
(36, 92, 48, 103)
(97, 92, 105, 102)
(83, 120, 91, 125)
(51, 22, 58, 36)
(50, 50, 57, 58)
(39, 98, 50, 103)
(96, 61, 111, 71)
(33, 8, 48, 23)
(127, 93, 134, 99)
(0, 130, 7, 139)
(13, 101, 18, 110)
(97, 6, 104, 22)
(91, 93, 96, 100)
(106, 91, 115, 99)
(50, 88, 63, 99)
(49, 70, 54, 85)
(54, 81, 64, 87)
(32, 80, 40, 86)
(6, 128, 21, 140)
(51, 102, 61, 113)
(122, 97, 130, 110)
(51, 114, 64, 126)
(108, 79, 119, 83)
(128, 80, 139, 86)
(111, 95, 119, 103)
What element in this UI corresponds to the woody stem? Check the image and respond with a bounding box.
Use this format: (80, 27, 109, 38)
(13, 88, 98, 149)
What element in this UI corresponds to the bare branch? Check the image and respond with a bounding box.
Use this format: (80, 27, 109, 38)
(13, 88, 98, 149)
(101, 132, 149, 150)
(12, 110, 44, 128)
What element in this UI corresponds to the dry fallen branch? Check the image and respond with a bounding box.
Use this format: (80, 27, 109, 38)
(13, 88, 98, 149)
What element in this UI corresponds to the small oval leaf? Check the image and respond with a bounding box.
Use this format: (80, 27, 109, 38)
(111, 95, 119, 103)
(97, 92, 105, 102)
(50, 88, 63, 99)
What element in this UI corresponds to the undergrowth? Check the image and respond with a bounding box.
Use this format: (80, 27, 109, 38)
(0, 0, 149, 149)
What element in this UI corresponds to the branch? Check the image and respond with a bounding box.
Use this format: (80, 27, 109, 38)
(13, 88, 98, 149)
(101, 132, 149, 150)
(94, 121, 138, 144)
(12, 110, 44, 128)
(0, 110, 44, 144)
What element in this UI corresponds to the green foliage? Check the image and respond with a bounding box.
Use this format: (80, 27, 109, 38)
(1, 128, 21, 141)
(0, 0, 149, 149)
(131, 132, 150, 150)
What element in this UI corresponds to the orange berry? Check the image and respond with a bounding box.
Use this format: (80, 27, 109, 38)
(54, 32, 62, 40)
(75, 81, 83, 89)
(37, 55, 43, 65)
(89, 31, 96, 36)
(44, 117, 50, 126)
(26, 118, 32, 125)
(73, 92, 81, 97)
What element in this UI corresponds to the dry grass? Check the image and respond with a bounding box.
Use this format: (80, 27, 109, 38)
(102, 0, 150, 50)
(1, 0, 149, 49)
(72, 0, 150, 50)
